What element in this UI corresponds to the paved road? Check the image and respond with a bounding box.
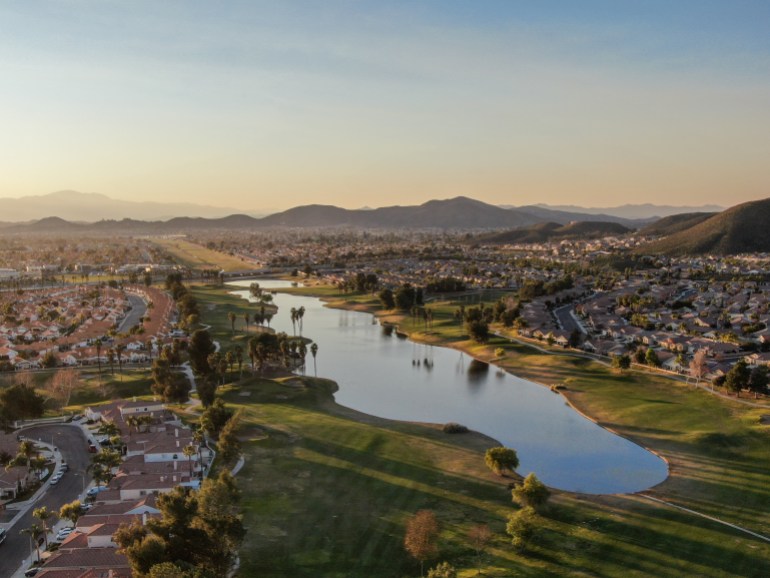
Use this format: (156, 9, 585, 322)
(118, 293, 147, 333)
(554, 305, 585, 334)
(0, 425, 90, 578)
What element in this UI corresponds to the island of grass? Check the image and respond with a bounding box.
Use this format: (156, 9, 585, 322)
(190, 281, 770, 577)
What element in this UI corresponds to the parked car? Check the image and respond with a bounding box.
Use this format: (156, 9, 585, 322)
(24, 567, 40, 577)
(50, 474, 62, 485)
(0, 527, 7, 546)
(86, 486, 107, 497)
(55, 527, 74, 541)
(60, 461, 69, 471)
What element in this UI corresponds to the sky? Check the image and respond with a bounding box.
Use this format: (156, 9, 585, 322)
(1, 0, 769, 212)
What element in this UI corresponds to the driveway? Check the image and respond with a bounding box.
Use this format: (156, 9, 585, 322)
(0, 425, 90, 578)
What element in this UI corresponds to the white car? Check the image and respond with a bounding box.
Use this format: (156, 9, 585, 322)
(55, 527, 74, 541)
(50, 474, 62, 485)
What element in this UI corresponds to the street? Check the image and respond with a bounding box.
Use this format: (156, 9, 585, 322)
(0, 425, 90, 578)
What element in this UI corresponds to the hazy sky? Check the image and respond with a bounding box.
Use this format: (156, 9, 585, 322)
(1, 1, 769, 211)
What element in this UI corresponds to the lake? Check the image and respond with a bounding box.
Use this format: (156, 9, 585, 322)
(229, 279, 668, 494)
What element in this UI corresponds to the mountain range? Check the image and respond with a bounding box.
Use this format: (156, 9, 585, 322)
(4, 191, 770, 256)
(0, 190, 251, 221)
(526, 202, 726, 220)
(0, 196, 645, 233)
(0, 190, 723, 223)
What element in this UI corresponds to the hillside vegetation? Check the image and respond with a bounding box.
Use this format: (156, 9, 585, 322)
(640, 197, 770, 255)
(638, 212, 717, 237)
(479, 220, 630, 244)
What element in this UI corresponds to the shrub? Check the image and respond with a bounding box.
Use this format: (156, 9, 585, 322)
(442, 422, 468, 434)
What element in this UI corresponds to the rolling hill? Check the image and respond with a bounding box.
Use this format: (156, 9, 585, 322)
(478, 221, 631, 244)
(639, 198, 770, 255)
(638, 212, 717, 237)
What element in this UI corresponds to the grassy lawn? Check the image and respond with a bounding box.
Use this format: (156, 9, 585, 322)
(1, 367, 153, 414)
(189, 283, 770, 577)
(151, 237, 255, 272)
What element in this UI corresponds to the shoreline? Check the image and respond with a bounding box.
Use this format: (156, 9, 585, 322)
(280, 288, 673, 496)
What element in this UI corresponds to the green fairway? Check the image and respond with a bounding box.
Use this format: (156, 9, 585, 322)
(189, 283, 770, 577)
(151, 237, 255, 272)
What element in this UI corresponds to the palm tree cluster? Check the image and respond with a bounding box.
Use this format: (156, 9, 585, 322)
(247, 332, 312, 375)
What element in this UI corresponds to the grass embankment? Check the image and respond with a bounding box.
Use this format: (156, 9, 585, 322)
(151, 237, 254, 272)
(192, 282, 770, 577)
(1, 368, 153, 414)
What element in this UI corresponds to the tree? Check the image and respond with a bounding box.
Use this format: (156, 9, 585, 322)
(689, 349, 708, 385)
(197, 378, 216, 408)
(49, 368, 79, 407)
(310, 342, 318, 377)
(21, 524, 44, 562)
(404, 509, 439, 577)
(182, 444, 196, 478)
(115, 475, 243, 577)
(511, 473, 550, 510)
(0, 383, 45, 427)
(395, 284, 417, 310)
(33, 506, 55, 549)
(645, 348, 660, 368)
(188, 329, 216, 375)
(152, 358, 191, 403)
(378, 288, 395, 309)
(749, 365, 769, 398)
(485, 447, 519, 476)
(59, 500, 83, 525)
(611, 354, 631, 373)
(201, 399, 233, 439)
(217, 410, 242, 467)
(227, 311, 236, 335)
(116, 343, 125, 380)
(465, 319, 490, 343)
(467, 524, 492, 575)
(427, 562, 457, 578)
(94, 338, 103, 384)
(725, 359, 750, 396)
(506, 506, 537, 551)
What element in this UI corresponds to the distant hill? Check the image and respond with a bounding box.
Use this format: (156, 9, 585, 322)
(522, 202, 726, 220)
(638, 212, 717, 237)
(0, 190, 252, 221)
(478, 221, 631, 244)
(514, 205, 648, 227)
(0, 195, 724, 235)
(639, 198, 770, 255)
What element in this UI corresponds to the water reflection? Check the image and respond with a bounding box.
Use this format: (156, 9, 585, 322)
(227, 280, 669, 494)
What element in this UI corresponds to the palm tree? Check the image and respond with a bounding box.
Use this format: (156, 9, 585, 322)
(243, 312, 249, 332)
(115, 344, 125, 380)
(193, 427, 205, 476)
(234, 345, 243, 378)
(310, 343, 318, 377)
(16, 440, 35, 468)
(297, 306, 306, 336)
(107, 347, 115, 375)
(290, 307, 298, 336)
(94, 338, 103, 385)
(182, 444, 196, 478)
(32, 506, 54, 549)
(21, 524, 44, 562)
(298, 341, 307, 374)
(227, 311, 236, 335)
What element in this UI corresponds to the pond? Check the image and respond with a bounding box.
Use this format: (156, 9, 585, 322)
(229, 279, 668, 494)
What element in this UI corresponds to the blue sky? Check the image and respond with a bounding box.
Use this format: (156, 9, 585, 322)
(1, 1, 768, 211)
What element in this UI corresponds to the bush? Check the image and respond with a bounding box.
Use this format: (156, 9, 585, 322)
(442, 422, 468, 434)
